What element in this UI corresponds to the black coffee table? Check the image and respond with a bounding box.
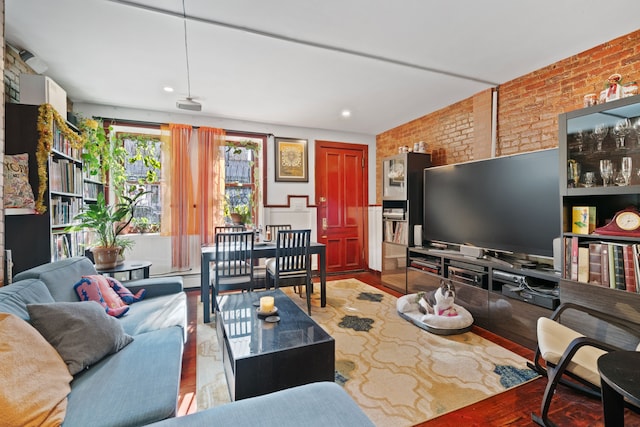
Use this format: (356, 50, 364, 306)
(215, 289, 335, 401)
(598, 351, 640, 426)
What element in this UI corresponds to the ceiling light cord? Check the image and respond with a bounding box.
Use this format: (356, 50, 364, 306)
(182, 0, 192, 99)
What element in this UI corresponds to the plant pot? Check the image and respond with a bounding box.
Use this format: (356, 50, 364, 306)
(91, 246, 120, 269)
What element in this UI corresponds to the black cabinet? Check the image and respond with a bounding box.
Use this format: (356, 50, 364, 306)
(381, 152, 431, 293)
(407, 247, 560, 349)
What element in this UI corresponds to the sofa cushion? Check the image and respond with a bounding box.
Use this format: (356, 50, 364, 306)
(0, 312, 72, 427)
(119, 291, 188, 339)
(63, 326, 184, 427)
(0, 278, 54, 320)
(28, 301, 134, 375)
(13, 256, 98, 302)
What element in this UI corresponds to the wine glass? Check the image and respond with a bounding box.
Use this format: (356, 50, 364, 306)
(600, 159, 613, 187)
(593, 123, 608, 151)
(633, 117, 640, 146)
(621, 157, 632, 186)
(613, 119, 631, 149)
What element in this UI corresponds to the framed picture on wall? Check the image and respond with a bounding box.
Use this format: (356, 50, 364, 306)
(275, 137, 308, 182)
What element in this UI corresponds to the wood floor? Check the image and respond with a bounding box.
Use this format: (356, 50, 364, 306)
(176, 271, 640, 426)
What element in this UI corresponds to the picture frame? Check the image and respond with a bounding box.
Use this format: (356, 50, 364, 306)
(275, 137, 308, 182)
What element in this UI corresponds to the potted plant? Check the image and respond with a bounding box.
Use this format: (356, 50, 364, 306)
(67, 190, 146, 269)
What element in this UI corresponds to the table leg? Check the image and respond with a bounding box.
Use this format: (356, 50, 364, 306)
(320, 248, 326, 307)
(601, 379, 625, 426)
(201, 253, 211, 324)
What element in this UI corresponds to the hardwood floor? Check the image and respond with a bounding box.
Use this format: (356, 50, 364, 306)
(177, 271, 640, 426)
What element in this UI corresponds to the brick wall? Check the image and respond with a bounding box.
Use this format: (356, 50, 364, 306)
(376, 29, 640, 204)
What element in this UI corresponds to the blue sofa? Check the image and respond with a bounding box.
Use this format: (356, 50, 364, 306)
(0, 257, 187, 427)
(1, 257, 374, 427)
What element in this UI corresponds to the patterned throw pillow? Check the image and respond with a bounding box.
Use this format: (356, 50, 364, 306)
(3, 153, 36, 209)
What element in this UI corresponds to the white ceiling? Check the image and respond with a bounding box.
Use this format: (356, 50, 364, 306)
(6, 0, 640, 136)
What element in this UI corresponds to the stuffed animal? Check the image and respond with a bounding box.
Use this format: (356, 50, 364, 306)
(105, 277, 146, 304)
(416, 280, 458, 317)
(74, 276, 130, 318)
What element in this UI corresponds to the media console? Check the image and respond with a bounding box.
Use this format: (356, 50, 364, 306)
(406, 247, 561, 349)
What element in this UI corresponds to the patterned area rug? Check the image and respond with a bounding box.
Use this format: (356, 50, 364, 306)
(196, 279, 538, 426)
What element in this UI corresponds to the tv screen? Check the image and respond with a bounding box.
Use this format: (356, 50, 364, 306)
(422, 148, 560, 258)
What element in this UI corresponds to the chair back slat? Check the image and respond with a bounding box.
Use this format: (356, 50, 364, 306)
(214, 225, 245, 236)
(266, 224, 292, 235)
(215, 231, 254, 280)
(276, 229, 311, 274)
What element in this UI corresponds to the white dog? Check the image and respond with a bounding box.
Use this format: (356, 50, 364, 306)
(417, 280, 458, 317)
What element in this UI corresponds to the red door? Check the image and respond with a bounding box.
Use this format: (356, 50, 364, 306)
(315, 141, 368, 273)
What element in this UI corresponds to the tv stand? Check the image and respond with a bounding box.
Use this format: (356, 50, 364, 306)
(407, 247, 560, 349)
(481, 255, 514, 268)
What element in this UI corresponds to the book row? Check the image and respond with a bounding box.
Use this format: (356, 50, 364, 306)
(384, 220, 408, 245)
(563, 237, 640, 293)
(49, 158, 83, 195)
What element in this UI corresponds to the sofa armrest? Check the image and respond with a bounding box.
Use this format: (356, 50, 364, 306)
(146, 382, 374, 427)
(124, 276, 184, 299)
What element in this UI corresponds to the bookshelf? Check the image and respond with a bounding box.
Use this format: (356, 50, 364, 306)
(559, 94, 640, 296)
(4, 103, 104, 275)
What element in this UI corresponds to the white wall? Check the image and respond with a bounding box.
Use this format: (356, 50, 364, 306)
(74, 103, 382, 274)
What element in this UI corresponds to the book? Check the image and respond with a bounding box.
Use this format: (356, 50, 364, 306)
(608, 243, 616, 289)
(588, 242, 603, 285)
(634, 244, 640, 293)
(601, 243, 611, 288)
(570, 237, 579, 281)
(623, 244, 637, 293)
(577, 246, 590, 283)
(611, 244, 626, 290)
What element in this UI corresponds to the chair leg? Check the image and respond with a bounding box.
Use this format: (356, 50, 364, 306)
(531, 364, 562, 427)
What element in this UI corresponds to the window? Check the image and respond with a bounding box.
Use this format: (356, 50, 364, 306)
(223, 134, 263, 226)
(112, 129, 162, 233)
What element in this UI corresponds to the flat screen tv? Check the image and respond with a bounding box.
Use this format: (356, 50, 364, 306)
(422, 148, 560, 258)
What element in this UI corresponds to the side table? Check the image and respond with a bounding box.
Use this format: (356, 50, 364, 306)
(96, 260, 152, 281)
(598, 351, 640, 426)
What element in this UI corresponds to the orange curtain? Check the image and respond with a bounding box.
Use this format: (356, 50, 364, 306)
(197, 127, 226, 246)
(162, 123, 195, 269)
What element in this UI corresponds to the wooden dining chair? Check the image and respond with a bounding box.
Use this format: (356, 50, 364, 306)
(266, 229, 312, 315)
(214, 225, 245, 236)
(265, 224, 291, 241)
(211, 231, 254, 311)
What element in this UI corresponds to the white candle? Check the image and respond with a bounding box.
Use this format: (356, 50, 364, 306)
(260, 296, 274, 312)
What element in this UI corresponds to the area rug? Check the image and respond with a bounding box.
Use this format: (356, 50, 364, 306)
(196, 279, 538, 426)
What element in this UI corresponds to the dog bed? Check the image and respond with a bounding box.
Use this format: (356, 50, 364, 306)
(396, 293, 474, 335)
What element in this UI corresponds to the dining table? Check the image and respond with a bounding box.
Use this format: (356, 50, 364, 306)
(200, 241, 327, 323)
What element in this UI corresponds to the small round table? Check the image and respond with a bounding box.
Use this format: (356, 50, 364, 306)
(96, 260, 152, 281)
(597, 351, 640, 426)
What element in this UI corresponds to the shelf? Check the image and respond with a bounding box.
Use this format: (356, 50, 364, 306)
(5, 208, 37, 216)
